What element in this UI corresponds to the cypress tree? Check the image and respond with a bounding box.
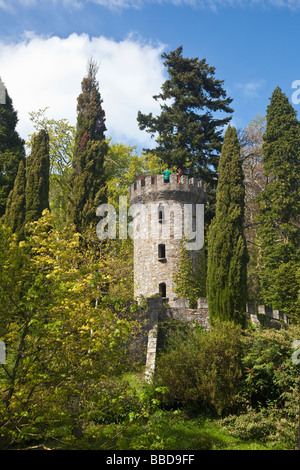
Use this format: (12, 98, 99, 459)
(207, 125, 248, 327)
(4, 159, 26, 240)
(257, 87, 300, 321)
(25, 129, 50, 223)
(0, 81, 25, 217)
(70, 59, 108, 235)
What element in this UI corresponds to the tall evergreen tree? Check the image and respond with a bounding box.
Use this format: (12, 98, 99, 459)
(207, 125, 248, 327)
(25, 129, 50, 223)
(0, 82, 25, 217)
(70, 59, 108, 235)
(137, 46, 233, 222)
(257, 87, 300, 321)
(4, 159, 26, 240)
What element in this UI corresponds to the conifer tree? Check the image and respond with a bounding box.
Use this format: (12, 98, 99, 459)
(257, 87, 300, 321)
(4, 160, 26, 240)
(0, 82, 25, 217)
(207, 125, 248, 327)
(137, 46, 233, 222)
(25, 129, 50, 223)
(70, 59, 108, 235)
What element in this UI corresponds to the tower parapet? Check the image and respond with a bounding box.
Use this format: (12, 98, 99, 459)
(129, 174, 206, 206)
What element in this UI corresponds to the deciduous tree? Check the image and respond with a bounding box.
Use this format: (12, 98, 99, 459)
(0, 211, 137, 447)
(28, 108, 75, 230)
(239, 115, 267, 301)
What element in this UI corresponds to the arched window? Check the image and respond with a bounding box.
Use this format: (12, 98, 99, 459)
(158, 204, 164, 224)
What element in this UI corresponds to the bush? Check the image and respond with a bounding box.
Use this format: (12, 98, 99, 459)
(154, 319, 243, 416)
(85, 377, 141, 425)
(239, 325, 300, 408)
(219, 324, 300, 450)
(221, 403, 298, 449)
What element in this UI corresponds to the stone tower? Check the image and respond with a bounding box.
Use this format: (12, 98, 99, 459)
(129, 173, 206, 304)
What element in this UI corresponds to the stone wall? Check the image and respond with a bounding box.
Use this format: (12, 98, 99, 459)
(144, 297, 289, 381)
(160, 297, 210, 330)
(129, 174, 206, 303)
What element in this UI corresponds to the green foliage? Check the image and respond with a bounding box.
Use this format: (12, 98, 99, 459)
(105, 143, 164, 206)
(221, 325, 300, 449)
(25, 129, 50, 224)
(1, 64, 300, 452)
(155, 320, 243, 416)
(27, 108, 75, 230)
(137, 46, 233, 223)
(240, 326, 300, 408)
(256, 87, 300, 321)
(137, 46, 233, 178)
(173, 242, 206, 308)
(207, 125, 248, 326)
(4, 159, 26, 240)
(0, 211, 138, 448)
(0, 86, 25, 217)
(70, 59, 109, 235)
(240, 114, 267, 302)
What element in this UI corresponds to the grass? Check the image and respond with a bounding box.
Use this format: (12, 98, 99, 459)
(115, 372, 294, 451)
(119, 410, 274, 450)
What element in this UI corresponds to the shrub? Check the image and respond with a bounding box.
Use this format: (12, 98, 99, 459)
(220, 324, 300, 450)
(154, 319, 243, 416)
(239, 325, 300, 408)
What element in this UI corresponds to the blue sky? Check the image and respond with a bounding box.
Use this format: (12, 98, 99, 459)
(1, 0, 300, 151)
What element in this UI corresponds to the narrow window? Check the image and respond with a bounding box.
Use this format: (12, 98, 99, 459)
(158, 243, 166, 260)
(158, 210, 163, 224)
(159, 282, 166, 298)
(158, 204, 164, 224)
(141, 178, 145, 187)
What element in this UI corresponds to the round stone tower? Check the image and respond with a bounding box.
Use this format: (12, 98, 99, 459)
(129, 173, 206, 304)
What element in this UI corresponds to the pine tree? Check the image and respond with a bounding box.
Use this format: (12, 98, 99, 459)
(70, 59, 108, 235)
(4, 159, 26, 240)
(0, 82, 25, 217)
(207, 125, 248, 327)
(25, 129, 50, 223)
(257, 87, 300, 321)
(137, 46, 233, 222)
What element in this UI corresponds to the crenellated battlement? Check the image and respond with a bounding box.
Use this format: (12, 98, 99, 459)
(129, 174, 206, 206)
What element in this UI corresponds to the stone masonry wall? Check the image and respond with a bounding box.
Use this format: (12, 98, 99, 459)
(129, 174, 206, 303)
(144, 297, 289, 382)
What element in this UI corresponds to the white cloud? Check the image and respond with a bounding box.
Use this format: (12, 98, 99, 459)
(0, 0, 83, 11)
(235, 79, 266, 98)
(0, 32, 165, 149)
(75, 0, 300, 9)
(2, 0, 300, 10)
(86, 0, 300, 10)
